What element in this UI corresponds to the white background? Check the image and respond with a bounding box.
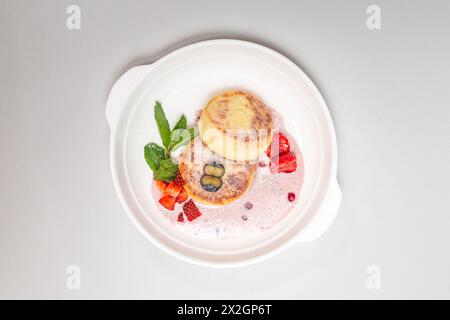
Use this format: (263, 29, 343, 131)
(1, 0, 449, 299)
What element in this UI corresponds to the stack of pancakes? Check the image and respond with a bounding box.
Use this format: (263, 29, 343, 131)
(178, 90, 273, 206)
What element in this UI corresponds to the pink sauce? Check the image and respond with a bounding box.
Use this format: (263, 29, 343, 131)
(151, 111, 304, 240)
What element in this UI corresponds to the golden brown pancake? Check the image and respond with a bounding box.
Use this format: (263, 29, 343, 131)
(178, 138, 257, 206)
(198, 90, 273, 161)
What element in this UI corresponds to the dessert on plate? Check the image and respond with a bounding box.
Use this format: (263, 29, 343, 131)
(144, 90, 304, 239)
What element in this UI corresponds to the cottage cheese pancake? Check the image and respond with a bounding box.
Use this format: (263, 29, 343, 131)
(198, 90, 273, 161)
(178, 138, 257, 206)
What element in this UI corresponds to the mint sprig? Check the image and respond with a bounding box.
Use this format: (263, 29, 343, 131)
(144, 142, 165, 171)
(144, 102, 198, 182)
(170, 127, 199, 152)
(173, 115, 187, 131)
(154, 101, 171, 151)
(153, 159, 178, 181)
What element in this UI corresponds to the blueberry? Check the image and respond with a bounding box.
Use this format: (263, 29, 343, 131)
(200, 174, 222, 192)
(203, 162, 225, 178)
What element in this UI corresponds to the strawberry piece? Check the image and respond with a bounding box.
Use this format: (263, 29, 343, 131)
(174, 171, 185, 187)
(159, 195, 176, 211)
(182, 199, 202, 222)
(164, 181, 182, 198)
(266, 132, 290, 157)
(176, 187, 188, 204)
(154, 179, 168, 193)
(177, 212, 184, 222)
(270, 152, 297, 174)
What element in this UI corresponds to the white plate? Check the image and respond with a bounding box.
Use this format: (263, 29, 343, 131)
(106, 39, 341, 267)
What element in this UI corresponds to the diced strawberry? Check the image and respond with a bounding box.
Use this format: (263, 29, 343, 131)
(270, 152, 297, 174)
(164, 181, 182, 198)
(176, 187, 188, 203)
(159, 195, 176, 211)
(177, 212, 184, 222)
(266, 142, 273, 157)
(266, 132, 290, 157)
(174, 171, 185, 187)
(280, 134, 290, 151)
(182, 199, 202, 222)
(154, 179, 168, 193)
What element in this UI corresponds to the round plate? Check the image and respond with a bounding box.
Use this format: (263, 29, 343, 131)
(107, 40, 339, 267)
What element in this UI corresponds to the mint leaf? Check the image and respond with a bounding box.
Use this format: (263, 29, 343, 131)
(153, 158, 178, 182)
(154, 101, 171, 150)
(170, 127, 199, 152)
(173, 115, 187, 130)
(144, 142, 165, 171)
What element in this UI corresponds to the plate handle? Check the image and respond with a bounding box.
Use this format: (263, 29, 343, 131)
(293, 180, 342, 243)
(105, 65, 152, 129)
